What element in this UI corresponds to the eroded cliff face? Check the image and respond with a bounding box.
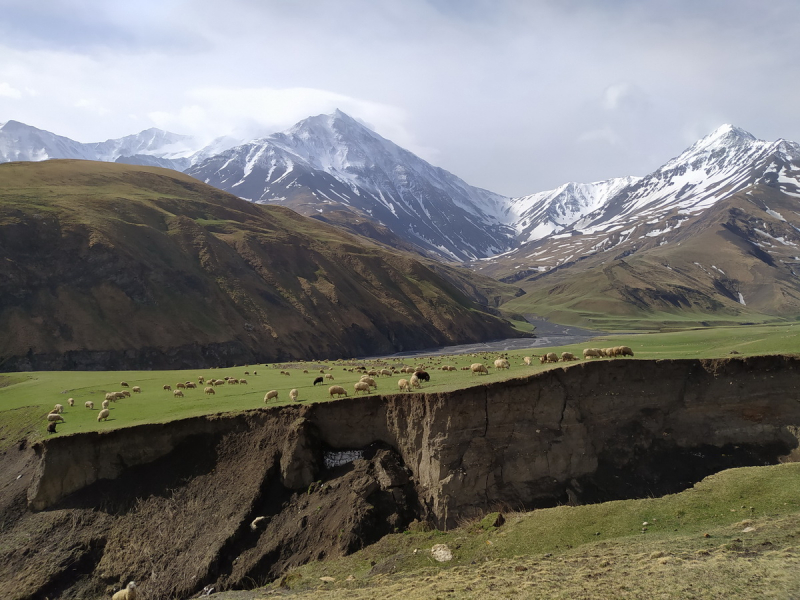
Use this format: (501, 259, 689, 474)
(4, 356, 800, 599)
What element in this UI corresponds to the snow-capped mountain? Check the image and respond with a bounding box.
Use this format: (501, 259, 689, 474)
(0, 120, 201, 169)
(506, 176, 641, 244)
(186, 110, 514, 261)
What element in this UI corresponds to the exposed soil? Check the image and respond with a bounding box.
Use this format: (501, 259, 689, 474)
(1, 355, 799, 599)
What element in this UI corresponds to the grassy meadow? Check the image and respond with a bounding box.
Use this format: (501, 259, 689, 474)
(1, 322, 798, 451)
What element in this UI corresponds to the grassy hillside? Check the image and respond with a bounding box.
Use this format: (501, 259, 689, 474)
(0, 160, 521, 370)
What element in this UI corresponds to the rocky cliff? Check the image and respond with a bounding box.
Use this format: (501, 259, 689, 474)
(2, 356, 799, 598)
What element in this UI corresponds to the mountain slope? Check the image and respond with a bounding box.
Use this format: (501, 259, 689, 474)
(0, 160, 522, 370)
(186, 110, 514, 262)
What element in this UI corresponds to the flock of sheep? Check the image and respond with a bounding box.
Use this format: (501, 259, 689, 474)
(44, 345, 635, 435)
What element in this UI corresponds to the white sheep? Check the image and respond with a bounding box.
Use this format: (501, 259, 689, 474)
(163, 384, 172, 391)
(410, 374, 421, 389)
(68, 397, 75, 407)
(523, 356, 532, 366)
(494, 358, 510, 370)
(52, 404, 64, 414)
(380, 369, 393, 377)
(560, 352, 578, 362)
(354, 381, 371, 395)
(120, 390, 131, 398)
(85, 401, 94, 409)
(583, 348, 602, 359)
(328, 385, 348, 398)
(398, 378, 410, 391)
(324, 373, 334, 381)
(264, 390, 278, 402)
(105, 392, 116, 402)
(132, 386, 141, 393)
(204, 386, 215, 395)
(360, 376, 377, 389)
(97, 408, 110, 422)
(112, 581, 138, 600)
(102, 399, 110, 410)
(185, 382, 197, 389)
(470, 363, 489, 375)
(47, 413, 65, 423)
(176, 382, 186, 389)
(289, 388, 298, 402)
(239, 379, 248, 385)
(120, 381, 129, 388)
(173, 390, 184, 398)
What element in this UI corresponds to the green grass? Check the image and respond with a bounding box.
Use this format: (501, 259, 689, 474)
(248, 463, 800, 599)
(2, 322, 798, 448)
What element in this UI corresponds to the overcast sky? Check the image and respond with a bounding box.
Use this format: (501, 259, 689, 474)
(1, 0, 798, 197)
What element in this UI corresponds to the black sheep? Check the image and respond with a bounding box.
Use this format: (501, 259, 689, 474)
(414, 370, 430, 382)
(313, 376, 324, 385)
(47, 422, 58, 434)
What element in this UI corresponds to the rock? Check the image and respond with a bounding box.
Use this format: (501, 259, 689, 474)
(742, 526, 756, 532)
(280, 418, 321, 489)
(431, 544, 453, 562)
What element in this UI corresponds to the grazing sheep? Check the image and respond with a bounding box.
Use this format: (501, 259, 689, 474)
(414, 370, 431, 382)
(282, 372, 291, 377)
(227, 378, 239, 385)
(253, 371, 257, 375)
(173, 390, 184, 398)
(114, 392, 126, 400)
(163, 384, 172, 391)
(47, 413, 64, 423)
(120, 382, 129, 387)
(398, 378, 410, 392)
(313, 376, 324, 386)
(264, 390, 278, 402)
(112, 581, 138, 600)
(47, 421, 58, 434)
(105, 392, 116, 402)
(198, 376, 205, 383)
(289, 388, 298, 402)
(354, 381, 371, 395)
(540, 352, 559, 364)
(380, 369, 393, 377)
(367, 370, 378, 377)
(244, 371, 250, 375)
(132, 386, 141, 393)
(214, 379, 225, 386)
(185, 382, 197, 389)
(360, 376, 377, 389)
(470, 363, 489, 375)
(583, 348, 602, 359)
(303, 369, 309, 374)
(328, 385, 348, 398)
(523, 356, 532, 366)
(97, 408, 110, 422)
(102, 399, 110, 410)
(560, 352, 577, 362)
(85, 401, 94, 409)
(410, 374, 422, 389)
(68, 397, 74, 407)
(204, 386, 216, 395)
(618, 346, 634, 357)
(176, 383, 186, 389)
(494, 359, 510, 370)
(239, 379, 248, 385)
(121, 390, 131, 398)
(52, 404, 64, 414)
(324, 373, 334, 381)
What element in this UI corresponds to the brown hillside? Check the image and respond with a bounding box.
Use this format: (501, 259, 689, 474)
(0, 160, 522, 370)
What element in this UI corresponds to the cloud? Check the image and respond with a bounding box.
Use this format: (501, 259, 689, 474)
(0, 82, 22, 98)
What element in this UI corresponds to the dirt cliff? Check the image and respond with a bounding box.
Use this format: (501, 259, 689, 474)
(2, 356, 799, 598)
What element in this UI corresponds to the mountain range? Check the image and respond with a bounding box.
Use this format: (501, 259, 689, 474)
(3, 113, 800, 326)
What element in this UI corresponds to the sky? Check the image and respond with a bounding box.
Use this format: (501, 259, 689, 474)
(1, 0, 798, 197)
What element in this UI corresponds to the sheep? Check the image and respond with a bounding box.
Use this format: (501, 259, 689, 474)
(163, 384, 172, 391)
(583, 348, 602, 359)
(523, 356, 532, 366)
(367, 370, 378, 377)
(120, 381, 129, 387)
(539, 353, 559, 364)
(289, 388, 298, 402)
(360, 376, 377, 389)
(494, 358, 510, 370)
(121, 390, 131, 398)
(198, 376, 205, 383)
(185, 382, 197, 389)
(239, 379, 248, 385)
(68, 397, 75, 407)
(204, 386, 215, 395)
(303, 369, 309, 374)
(112, 581, 138, 600)
(97, 408, 110, 422)
(414, 370, 430, 382)
(398, 378, 410, 392)
(176, 382, 186, 389)
(47, 413, 64, 423)
(264, 390, 278, 402)
(282, 372, 291, 376)
(618, 346, 634, 357)
(47, 421, 58, 434)
(227, 378, 238, 385)
(354, 381, 371, 395)
(410, 374, 422, 389)
(132, 386, 141, 393)
(115, 392, 127, 400)
(173, 390, 184, 398)
(324, 373, 334, 381)
(85, 401, 94, 409)
(244, 371, 250, 375)
(102, 399, 110, 410)
(253, 370, 257, 375)
(560, 352, 578, 362)
(380, 369, 393, 377)
(470, 363, 489, 375)
(215, 379, 225, 386)
(105, 392, 116, 402)
(313, 376, 324, 386)
(328, 385, 348, 398)
(52, 403, 64, 414)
